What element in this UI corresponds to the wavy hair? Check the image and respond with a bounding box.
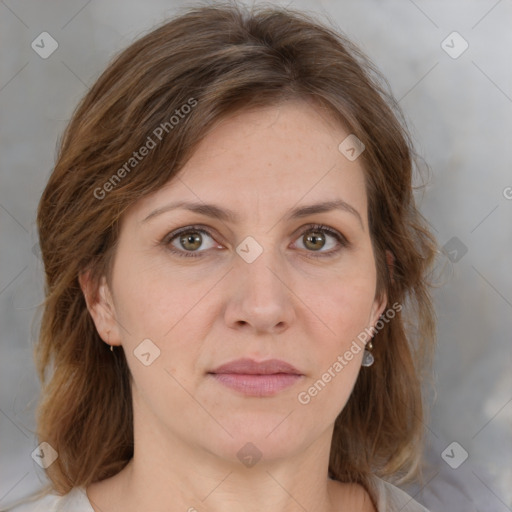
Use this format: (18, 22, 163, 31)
(5, 1, 437, 507)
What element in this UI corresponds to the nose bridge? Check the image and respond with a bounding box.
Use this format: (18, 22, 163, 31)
(227, 238, 295, 331)
(238, 241, 286, 301)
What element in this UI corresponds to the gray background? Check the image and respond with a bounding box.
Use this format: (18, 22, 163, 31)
(1, 1, 511, 510)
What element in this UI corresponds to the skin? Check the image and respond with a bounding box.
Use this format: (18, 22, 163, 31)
(80, 98, 387, 512)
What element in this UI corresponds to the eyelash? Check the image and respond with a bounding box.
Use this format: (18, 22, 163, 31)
(161, 224, 349, 259)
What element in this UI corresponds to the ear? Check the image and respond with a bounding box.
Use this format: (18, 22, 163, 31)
(368, 249, 395, 329)
(78, 269, 122, 347)
(369, 288, 387, 332)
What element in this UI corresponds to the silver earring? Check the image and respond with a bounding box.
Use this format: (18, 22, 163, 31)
(107, 330, 114, 353)
(361, 340, 374, 367)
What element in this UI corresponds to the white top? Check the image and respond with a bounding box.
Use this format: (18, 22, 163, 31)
(2, 476, 430, 512)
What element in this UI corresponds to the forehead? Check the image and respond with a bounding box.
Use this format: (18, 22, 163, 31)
(129, 99, 369, 226)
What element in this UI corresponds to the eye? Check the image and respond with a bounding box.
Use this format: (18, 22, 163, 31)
(162, 223, 349, 259)
(163, 225, 219, 258)
(292, 224, 348, 258)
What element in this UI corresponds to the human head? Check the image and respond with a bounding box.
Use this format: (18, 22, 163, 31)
(35, 1, 437, 494)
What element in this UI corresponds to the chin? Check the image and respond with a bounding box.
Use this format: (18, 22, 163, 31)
(197, 415, 314, 464)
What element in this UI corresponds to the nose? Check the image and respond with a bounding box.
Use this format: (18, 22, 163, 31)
(224, 247, 296, 335)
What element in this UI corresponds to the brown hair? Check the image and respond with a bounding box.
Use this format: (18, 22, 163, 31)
(15, 0, 437, 505)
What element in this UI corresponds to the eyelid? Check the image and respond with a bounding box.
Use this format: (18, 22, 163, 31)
(161, 224, 221, 257)
(161, 223, 349, 258)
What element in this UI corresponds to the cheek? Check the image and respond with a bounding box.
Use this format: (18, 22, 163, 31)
(312, 269, 377, 346)
(112, 253, 202, 338)
(112, 267, 215, 396)
(296, 277, 375, 416)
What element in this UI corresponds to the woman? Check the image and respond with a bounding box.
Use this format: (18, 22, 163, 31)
(3, 2, 437, 511)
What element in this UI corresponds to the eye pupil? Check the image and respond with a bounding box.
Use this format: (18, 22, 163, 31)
(304, 231, 325, 251)
(180, 232, 202, 251)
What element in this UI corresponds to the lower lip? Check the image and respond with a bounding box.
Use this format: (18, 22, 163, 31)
(210, 373, 303, 397)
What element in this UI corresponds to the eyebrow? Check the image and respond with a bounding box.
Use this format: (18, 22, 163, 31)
(141, 199, 363, 229)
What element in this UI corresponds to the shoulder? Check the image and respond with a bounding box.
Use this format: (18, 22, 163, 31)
(0, 487, 93, 512)
(367, 475, 431, 512)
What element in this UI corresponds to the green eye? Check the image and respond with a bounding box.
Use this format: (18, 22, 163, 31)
(163, 223, 349, 259)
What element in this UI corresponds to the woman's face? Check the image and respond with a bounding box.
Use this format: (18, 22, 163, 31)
(85, 99, 387, 466)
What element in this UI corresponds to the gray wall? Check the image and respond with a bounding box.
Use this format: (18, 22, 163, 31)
(1, 1, 511, 510)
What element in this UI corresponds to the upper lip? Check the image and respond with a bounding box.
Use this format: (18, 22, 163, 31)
(210, 358, 302, 375)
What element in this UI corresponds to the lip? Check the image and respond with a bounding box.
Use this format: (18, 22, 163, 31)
(208, 358, 304, 397)
(210, 358, 302, 375)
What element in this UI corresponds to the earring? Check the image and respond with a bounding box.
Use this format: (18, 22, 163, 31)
(361, 340, 374, 367)
(107, 330, 114, 353)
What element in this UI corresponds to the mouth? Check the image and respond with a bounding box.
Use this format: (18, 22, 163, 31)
(208, 358, 304, 397)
